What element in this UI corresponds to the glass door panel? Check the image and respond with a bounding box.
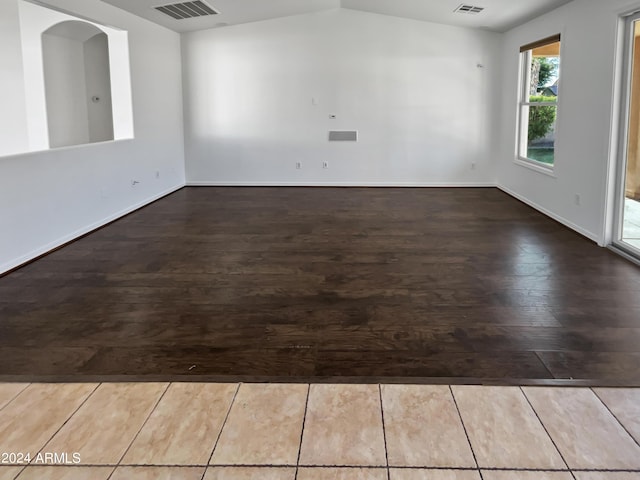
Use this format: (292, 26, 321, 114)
(617, 16, 640, 254)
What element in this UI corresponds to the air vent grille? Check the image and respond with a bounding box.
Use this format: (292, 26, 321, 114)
(155, 1, 218, 20)
(329, 131, 358, 142)
(454, 4, 485, 14)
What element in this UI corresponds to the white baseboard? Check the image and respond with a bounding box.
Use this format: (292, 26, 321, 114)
(186, 181, 497, 187)
(1, 183, 185, 275)
(497, 184, 602, 245)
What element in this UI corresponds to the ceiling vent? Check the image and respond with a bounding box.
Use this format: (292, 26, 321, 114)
(454, 4, 485, 14)
(155, 1, 218, 20)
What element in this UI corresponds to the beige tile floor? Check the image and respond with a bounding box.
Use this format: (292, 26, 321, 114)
(0, 383, 639, 480)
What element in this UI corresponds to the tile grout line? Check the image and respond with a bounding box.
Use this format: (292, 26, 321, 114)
(518, 386, 576, 479)
(7, 464, 26, 480)
(32, 382, 103, 469)
(7, 463, 640, 478)
(0, 383, 30, 413)
(571, 468, 640, 472)
(107, 382, 173, 478)
(377, 385, 391, 480)
(8, 463, 640, 471)
(203, 382, 242, 478)
(294, 383, 311, 480)
(448, 385, 484, 480)
(102, 466, 118, 480)
(590, 387, 640, 450)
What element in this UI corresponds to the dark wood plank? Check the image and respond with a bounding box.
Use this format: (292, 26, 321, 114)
(313, 351, 551, 379)
(0, 347, 98, 375)
(537, 352, 640, 382)
(79, 346, 316, 377)
(1, 186, 640, 384)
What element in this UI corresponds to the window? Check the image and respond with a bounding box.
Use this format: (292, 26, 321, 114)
(518, 34, 561, 168)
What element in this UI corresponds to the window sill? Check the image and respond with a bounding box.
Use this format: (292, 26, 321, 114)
(0, 137, 135, 160)
(514, 157, 557, 178)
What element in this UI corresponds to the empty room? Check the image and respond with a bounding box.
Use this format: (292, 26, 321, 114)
(1, 0, 640, 479)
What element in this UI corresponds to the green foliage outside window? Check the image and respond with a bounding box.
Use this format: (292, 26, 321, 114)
(536, 58, 558, 90)
(528, 95, 556, 142)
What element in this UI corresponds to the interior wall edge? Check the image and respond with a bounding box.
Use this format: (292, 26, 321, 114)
(497, 183, 602, 245)
(0, 182, 185, 275)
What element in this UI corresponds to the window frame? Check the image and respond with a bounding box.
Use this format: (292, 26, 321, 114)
(516, 34, 561, 171)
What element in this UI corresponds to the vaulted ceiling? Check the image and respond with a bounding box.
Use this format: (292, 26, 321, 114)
(98, 0, 573, 33)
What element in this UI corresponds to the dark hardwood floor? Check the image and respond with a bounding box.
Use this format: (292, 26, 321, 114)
(1, 187, 640, 385)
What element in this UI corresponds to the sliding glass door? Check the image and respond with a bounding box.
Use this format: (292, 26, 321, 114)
(615, 13, 640, 257)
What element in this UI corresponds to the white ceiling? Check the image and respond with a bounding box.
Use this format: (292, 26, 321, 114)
(98, 0, 574, 33)
(99, 0, 340, 33)
(343, 0, 573, 33)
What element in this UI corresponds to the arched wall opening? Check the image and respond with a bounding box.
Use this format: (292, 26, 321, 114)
(0, 0, 135, 156)
(42, 20, 114, 148)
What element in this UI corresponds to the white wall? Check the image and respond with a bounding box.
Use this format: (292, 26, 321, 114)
(0, 0, 185, 273)
(0, 0, 29, 156)
(43, 32, 91, 147)
(496, 0, 635, 244)
(84, 33, 115, 143)
(182, 9, 502, 186)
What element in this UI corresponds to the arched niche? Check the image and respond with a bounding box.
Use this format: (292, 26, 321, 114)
(42, 20, 114, 148)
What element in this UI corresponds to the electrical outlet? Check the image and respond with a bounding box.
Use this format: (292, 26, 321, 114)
(323, 161, 329, 169)
(296, 162, 302, 170)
